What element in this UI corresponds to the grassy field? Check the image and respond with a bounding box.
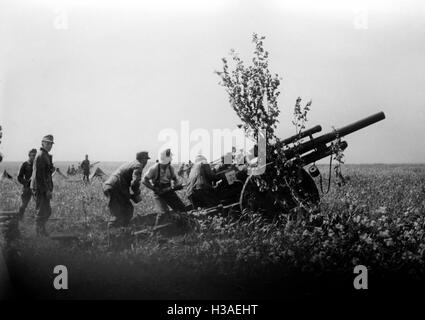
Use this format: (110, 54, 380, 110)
(1, 162, 425, 300)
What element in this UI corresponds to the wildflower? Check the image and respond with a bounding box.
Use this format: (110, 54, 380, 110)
(379, 230, 390, 238)
(376, 206, 387, 214)
(385, 238, 394, 246)
(335, 223, 344, 231)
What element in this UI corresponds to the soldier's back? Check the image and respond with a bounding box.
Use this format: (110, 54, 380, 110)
(105, 161, 141, 189)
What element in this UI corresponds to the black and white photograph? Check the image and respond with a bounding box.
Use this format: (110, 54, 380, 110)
(0, 0, 424, 314)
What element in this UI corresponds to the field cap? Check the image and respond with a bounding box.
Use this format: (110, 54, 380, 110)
(136, 151, 151, 160)
(28, 148, 37, 156)
(159, 148, 172, 165)
(42, 134, 54, 144)
(194, 154, 208, 164)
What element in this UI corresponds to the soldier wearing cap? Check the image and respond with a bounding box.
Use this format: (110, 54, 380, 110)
(81, 154, 91, 183)
(103, 151, 150, 228)
(30, 135, 55, 236)
(17, 148, 37, 220)
(143, 148, 186, 224)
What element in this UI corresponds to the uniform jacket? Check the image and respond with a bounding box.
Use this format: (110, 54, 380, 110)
(103, 160, 145, 198)
(186, 163, 216, 197)
(18, 160, 33, 188)
(81, 159, 90, 174)
(30, 148, 54, 193)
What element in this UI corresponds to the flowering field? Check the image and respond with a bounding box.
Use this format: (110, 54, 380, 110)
(1, 163, 424, 299)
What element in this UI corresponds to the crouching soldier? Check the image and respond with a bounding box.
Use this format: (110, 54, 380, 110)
(103, 151, 150, 228)
(30, 135, 55, 236)
(186, 155, 218, 209)
(143, 148, 186, 224)
(17, 148, 37, 220)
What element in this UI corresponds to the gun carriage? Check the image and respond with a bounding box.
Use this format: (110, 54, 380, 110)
(206, 112, 386, 216)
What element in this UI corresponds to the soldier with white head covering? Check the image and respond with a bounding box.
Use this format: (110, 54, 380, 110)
(143, 148, 186, 223)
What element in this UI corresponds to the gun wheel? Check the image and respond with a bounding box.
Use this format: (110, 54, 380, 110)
(239, 168, 320, 217)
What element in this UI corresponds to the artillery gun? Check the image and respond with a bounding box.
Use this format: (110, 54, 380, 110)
(207, 111, 386, 216)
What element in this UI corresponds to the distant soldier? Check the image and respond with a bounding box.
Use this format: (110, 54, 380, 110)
(30, 135, 55, 236)
(177, 162, 185, 178)
(143, 148, 186, 224)
(17, 148, 37, 220)
(186, 160, 193, 177)
(186, 155, 218, 209)
(70, 165, 76, 175)
(81, 154, 90, 183)
(66, 165, 71, 176)
(103, 151, 150, 228)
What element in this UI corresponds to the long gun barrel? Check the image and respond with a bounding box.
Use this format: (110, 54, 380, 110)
(284, 111, 385, 159)
(299, 141, 348, 165)
(282, 125, 322, 145)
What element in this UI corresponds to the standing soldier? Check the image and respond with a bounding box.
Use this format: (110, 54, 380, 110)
(17, 148, 37, 220)
(103, 151, 150, 228)
(30, 135, 54, 236)
(81, 154, 90, 183)
(143, 148, 186, 225)
(177, 162, 185, 178)
(186, 160, 193, 178)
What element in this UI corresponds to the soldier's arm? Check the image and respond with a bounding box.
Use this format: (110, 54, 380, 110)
(142, 168, 155, 191)
(17, 163, 26, 185)
(39, 156, 49, 192)
(170, 166, 179, 184)
(130, 167, 142, 195)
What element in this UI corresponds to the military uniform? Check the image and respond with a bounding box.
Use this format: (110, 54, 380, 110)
(17, 160, 34, 219)
(81, 159, 90, 182)
(186, 162, 218, 209)
(103, 160, 146, 228)
(30, 147, 54, 233)
(144, 163, 186, 214)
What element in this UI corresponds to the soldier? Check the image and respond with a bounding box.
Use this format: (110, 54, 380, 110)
(186, 160, 193, 178)
(81, 154, 90, 183)
(30, 135, 55, 236)
(70, 164, 76, 175)
(186, 155, 218, 209)
(177, 162, 185, 178)
(103, 151, 150, 228)
(17, 148, 37, 220)
(143, 148, 186, 224)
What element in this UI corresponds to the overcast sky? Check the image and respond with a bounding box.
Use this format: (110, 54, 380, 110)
(0, 0, 424, 163)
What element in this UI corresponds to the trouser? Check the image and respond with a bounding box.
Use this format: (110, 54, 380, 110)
(107, 190, 134, 228)
(18, 187, 32, 219)
(83, 172, 90, 182)
(154, 191, 186, 214)
(34, 191, 52, 228)
(153, 191, 186, 226)
(188, 189, 218, 209)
